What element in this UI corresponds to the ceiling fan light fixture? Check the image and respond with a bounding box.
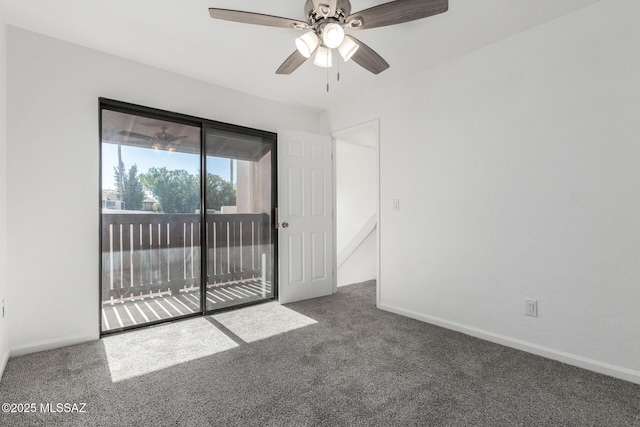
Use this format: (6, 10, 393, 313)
(295, 31, 319, 58)
(321, 23, 345, 49)
(338, 37, 359, 62)
(210, 0, 450, 77)
(314, 46, 333, 68)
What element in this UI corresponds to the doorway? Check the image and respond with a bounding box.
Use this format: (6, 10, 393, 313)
(99, 100, 277, 334)
(332, 121, 380, 298)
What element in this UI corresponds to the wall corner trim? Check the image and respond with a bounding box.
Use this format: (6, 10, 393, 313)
(0, 348, 8, 381)
(378, 303, 640, 386)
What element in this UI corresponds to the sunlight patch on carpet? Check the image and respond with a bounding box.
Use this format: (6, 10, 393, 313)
(212, 302, 317, 343)
(103, 317, 238, 382)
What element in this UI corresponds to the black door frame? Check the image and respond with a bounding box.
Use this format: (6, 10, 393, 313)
(99, 98, 278, 335)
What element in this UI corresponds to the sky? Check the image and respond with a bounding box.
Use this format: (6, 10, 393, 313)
(102, 143, 234, 190)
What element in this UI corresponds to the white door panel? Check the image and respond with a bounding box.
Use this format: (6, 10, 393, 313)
(278, 129, 334, 304)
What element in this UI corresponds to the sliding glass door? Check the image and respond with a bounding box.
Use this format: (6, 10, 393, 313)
(204, 126, 275, 310)
(100, 101, 276, 334)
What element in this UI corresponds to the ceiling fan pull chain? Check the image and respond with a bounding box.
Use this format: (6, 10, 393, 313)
(326, 59, 330, 92)
(327, 49, 330, 93)
(337, 56, 340, 82)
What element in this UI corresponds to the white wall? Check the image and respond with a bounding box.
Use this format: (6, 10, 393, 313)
(323, 0, 640, 383)
(0, 5, 9, 377)
(6, 27, 321, 355)
(336, 133, 377, 287)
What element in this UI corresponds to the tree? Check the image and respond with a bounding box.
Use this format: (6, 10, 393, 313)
(113, 162, 144, 210)
(141, 167, 199, 213)
(206, 173, 236, 211)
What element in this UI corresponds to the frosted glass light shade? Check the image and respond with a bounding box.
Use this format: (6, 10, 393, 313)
(295, 31, 319, 58)
(322, 23, 345, 49)
(313, 46, 332, 68)
(338, 37, 359, 62)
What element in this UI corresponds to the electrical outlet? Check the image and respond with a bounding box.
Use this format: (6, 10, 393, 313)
(525, 299, 538, 317)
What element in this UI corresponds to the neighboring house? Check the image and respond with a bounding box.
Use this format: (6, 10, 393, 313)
(101, 190, 157, 211)
(101, 190, 124, 210)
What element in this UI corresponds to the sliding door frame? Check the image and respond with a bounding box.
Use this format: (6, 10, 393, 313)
(99, 98, 278, 335)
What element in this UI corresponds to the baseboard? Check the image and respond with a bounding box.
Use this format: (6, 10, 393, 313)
(378, 303, 640, 385)
(10, 333, 97, 357)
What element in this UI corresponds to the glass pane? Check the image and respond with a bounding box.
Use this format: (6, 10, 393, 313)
(204, 127, 275, 311)
(101, 109, 201, 333)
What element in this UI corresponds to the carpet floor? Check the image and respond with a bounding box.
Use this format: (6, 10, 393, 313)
(0, 281, 638, 426)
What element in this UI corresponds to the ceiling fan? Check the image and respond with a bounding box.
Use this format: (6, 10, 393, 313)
(209, 0, 448, 75)
(119, 125, 188, 152)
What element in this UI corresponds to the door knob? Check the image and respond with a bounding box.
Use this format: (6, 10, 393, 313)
(281, 222, 289, 228)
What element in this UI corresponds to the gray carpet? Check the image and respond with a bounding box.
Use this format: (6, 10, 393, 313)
(0, 281, 638, 426)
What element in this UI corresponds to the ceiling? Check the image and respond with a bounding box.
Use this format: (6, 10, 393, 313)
(0, 0, 602, 112)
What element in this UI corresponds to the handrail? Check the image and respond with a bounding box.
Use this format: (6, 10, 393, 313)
(337, 213, 377, 269)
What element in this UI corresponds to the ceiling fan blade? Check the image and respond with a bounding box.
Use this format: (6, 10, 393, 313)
(346, 0, 448, 30)
(209, 8, 309, 30)
(119, 131, 154, 141)
(276, 50, 309, 75)
(347, 36, 390, 75)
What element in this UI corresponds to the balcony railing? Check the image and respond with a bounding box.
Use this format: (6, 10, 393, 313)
(101, 212, 272, 304)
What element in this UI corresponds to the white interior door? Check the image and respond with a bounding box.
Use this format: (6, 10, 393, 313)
(278, 129, 334, 304)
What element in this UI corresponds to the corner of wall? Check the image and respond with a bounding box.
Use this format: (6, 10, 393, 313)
(0, 6, 9, 381)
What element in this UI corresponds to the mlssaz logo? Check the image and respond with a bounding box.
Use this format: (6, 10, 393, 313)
(40, 403, 87, 413)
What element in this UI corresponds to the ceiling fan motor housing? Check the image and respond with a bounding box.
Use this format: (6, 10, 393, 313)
(304, 0, 351, 25)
